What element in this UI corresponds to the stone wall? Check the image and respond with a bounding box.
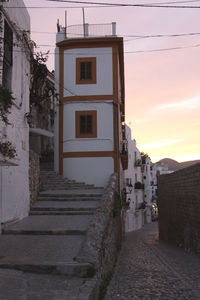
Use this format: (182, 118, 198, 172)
(29, 150, 40, 207)
(77, 173, 122, 299)
(158, 163, 200, 253)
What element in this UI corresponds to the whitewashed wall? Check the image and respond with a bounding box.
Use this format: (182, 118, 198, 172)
(63, 48, 113, 97)
(124, 125, 146, 232)
(0, 1, 30, 225)
(54, 41, 115, 186)
(63, 102, 113, 152)
(54, 47, 60, 173)
(63, 157, 113, 187)
(143, 157, 153, 223)
(62, 101, 114, 186)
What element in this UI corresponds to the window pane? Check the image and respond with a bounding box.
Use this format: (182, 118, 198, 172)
(86, 115, 92, 133)
(80, 61, 92, 80)
(85, 62, 92, 80)
(80, 115, 86, 134)
(80, 62, 85, 80)
(79, 114, 93, 134)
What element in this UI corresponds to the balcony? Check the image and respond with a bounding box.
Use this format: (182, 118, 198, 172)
(134, 182, 144, 190)
(64, 22, 117, 39)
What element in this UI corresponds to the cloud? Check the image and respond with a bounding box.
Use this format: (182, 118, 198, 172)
(153, 96, 200, 111)
(129, 118, 153, 125)
(139, 139, 183, 150)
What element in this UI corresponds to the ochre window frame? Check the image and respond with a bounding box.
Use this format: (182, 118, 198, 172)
(75, 110, 97, 138)
(76, 57, 96, 84)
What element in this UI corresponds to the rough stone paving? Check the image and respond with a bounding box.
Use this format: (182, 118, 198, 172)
(104, 222, 200, 300)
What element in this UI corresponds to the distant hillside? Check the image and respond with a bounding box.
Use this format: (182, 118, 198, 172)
(155, 158, 200, 171)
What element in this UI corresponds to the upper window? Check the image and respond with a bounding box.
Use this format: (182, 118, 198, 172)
(76, 57, 96, 84)
(75, 110, 97, 138)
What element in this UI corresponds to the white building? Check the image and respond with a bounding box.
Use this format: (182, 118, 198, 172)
(124, 125, 153, 232)
(151, 162, 174, 201)
(141, 154, 153, 224)
(0, 1, 30, 232)
(54, 23, 127, 187)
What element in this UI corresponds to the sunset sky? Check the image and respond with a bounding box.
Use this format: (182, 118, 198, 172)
(24, 0, 200, 162)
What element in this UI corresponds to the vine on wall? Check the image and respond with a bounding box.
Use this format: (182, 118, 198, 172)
(0, 85, 15, 125)
(30, 52, 57, 108)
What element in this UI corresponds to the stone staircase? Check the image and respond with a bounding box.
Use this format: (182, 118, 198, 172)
(40, 170, 99, 190)
(0, 169, 104, 278)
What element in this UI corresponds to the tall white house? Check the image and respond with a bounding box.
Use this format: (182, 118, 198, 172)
(124, 125, 154, 232)
(54, 23, 127, 187)
(0, 1, 30, 230)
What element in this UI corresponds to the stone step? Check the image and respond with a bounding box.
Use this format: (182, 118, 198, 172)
(39, 190, 103, 198)
(41, 186, 97, 190)
(3, 229, 86, 235)
(40, 180, 85, 185)
(40, 178, 85, 184)
(2, 215, 92, 236)
(41, 183, 94, 187)
(37, 196, 101, 202)
(31, 207, 97, 212)
(31, 200, 100, 211)
(0, 235, 95, 277)
(29, 210, 94, 216)
(0, 262, 95, 277)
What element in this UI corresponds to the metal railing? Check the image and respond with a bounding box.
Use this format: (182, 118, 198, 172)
(66, 22, 116, 39)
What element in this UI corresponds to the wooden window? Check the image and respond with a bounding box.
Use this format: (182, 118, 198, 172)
(76, 57, 96, 84)
(76, 111, 97, 138)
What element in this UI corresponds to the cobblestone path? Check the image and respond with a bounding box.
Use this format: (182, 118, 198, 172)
(104, 222, 200, 300)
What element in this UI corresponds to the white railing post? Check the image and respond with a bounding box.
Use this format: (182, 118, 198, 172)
(84, 23, 89, 37)
(112, 22, 116, 36)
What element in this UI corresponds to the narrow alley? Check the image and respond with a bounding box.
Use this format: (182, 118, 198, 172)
(104, 222, 200, 300)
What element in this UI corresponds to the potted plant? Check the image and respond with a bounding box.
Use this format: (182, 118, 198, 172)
(0, 141, 18, 166)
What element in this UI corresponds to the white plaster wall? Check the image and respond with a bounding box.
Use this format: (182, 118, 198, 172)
(117, 57, 122, 100)
(63, 48, 113, 97)
(3, 1, 29, 32)
(54, 47, 60, 173)
(63, 102, 113, 152)
(63, 157, 114, 187)
(124, 126, 136, 232)
(124, 125, 146, 232)
(0, 1, 30, 224)
(143, 158, 153, 224)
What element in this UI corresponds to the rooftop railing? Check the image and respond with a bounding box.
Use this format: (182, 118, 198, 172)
(65, 22, 116, 39)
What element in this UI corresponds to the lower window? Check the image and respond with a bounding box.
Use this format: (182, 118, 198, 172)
(75, 110, 97, 138)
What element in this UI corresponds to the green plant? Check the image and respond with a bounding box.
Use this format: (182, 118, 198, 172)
(0, 141, 17, 159)
(30, 52, 58, 106)
(0, 85, 15, 125)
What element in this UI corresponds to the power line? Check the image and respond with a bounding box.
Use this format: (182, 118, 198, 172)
(31, 31, 200, 38)
(126, 43, 200, 53)
(11, 42, 200, 55)
(46, 0, 200, 3)
(4, 0, 200, 9)
(45, 0, 200, 9)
